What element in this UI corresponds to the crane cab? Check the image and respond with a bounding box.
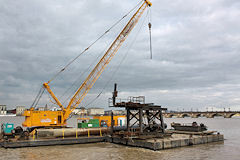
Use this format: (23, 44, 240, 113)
(22, 110, 66, 127)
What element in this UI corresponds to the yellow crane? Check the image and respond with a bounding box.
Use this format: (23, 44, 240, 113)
(22, 0, 152, 128)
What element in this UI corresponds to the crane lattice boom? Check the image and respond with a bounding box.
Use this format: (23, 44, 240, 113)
(63, 0, 151, 120)
(22, 0, 152, 127)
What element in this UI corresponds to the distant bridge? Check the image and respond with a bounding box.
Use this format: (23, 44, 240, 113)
(163, 111, 240, 118)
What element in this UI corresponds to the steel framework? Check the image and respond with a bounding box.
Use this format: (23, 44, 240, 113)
(109, 84, 167, 135)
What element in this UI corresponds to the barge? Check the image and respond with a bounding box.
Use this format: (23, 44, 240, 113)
(0, 131, 224, 150)
(171, 122, 207, 132)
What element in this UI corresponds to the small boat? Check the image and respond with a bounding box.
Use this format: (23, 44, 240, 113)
(171, 122, 207, 132)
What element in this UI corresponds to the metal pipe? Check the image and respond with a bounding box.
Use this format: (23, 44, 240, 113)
(111, 111, 114, 136)
(36, 128, 109, 138)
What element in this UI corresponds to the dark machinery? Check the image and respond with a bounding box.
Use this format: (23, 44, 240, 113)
(0, 124, 28, 140)
(109, 83, 168, 138)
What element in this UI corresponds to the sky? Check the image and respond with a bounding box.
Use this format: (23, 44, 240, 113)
(0, 0, 240, 111)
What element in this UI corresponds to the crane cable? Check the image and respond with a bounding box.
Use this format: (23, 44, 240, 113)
(47, 2, 142, 108)
(30, 86, 45, 109)
(84, 8, 151, 108)
(59, 42, 112, 107)
(148, 8, 152, 59)
(47, 1, 142, 84)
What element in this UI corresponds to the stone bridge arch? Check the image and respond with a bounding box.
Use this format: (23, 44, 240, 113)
(206, 113, 224, 118)
(224, 113, 237, 118)
(163, 113, 174, 118)
(177, 113, 190, 118)
(164, 111, 240, 118)
(190, 113, 201, 118)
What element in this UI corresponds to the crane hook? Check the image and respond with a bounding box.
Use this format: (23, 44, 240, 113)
(148, 22, 152, 59)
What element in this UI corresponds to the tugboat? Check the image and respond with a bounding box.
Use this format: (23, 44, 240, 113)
(171, 122, 207, 132)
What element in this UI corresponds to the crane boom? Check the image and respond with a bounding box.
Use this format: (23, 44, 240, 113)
(22, 0, 152, 128)
(63, 0, 151, 120)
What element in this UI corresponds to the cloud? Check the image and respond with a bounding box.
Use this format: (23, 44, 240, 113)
(0, 0, 240, 111)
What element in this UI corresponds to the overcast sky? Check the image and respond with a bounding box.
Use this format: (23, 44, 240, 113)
(0, 0, 240, 111)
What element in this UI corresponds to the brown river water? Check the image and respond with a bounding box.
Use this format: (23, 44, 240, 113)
(0, 116, 240, 160)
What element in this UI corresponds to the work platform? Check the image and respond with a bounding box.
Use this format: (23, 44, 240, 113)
(106, 132, 224, 151)
(0, 132, 224, 150)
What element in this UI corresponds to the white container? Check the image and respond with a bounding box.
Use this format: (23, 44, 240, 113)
(117, 117, 126, 126)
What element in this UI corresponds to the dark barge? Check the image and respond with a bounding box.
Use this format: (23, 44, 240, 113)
(171, 122, 207, 132)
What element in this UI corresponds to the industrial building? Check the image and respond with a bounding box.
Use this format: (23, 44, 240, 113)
(37, 107, 48, 111)
(0, 105, 7, 115)
(87, 108, 104, 116)
(104, 110, 126, 115)
(16, 106, 26, 116)
(73, 107, 87, 115)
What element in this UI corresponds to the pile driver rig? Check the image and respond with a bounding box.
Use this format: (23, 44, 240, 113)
(22, 0, 152, 129)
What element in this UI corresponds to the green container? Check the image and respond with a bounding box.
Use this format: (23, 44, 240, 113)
(77, 119, 100, 128)
(80, 123, 89, 128)
(89, 119, 100, 128)
(89, 119, 99, 124)
(78, 123, 82, 128)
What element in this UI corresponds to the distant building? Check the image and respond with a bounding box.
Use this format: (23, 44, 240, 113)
(87, 108, 104, 116)
(51, 107, 62, 111)
(38, 106, 48, 111)
(0, 110, 7, 115)
(162, 110, 167, 113)
(0, 105, 7, 115)
(73, 107, 87, 115)
(16, 106, 26, 116)
(0, 105, 6, 111)
(104, 110, 126, 115)
(7, 109, 16, 114)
